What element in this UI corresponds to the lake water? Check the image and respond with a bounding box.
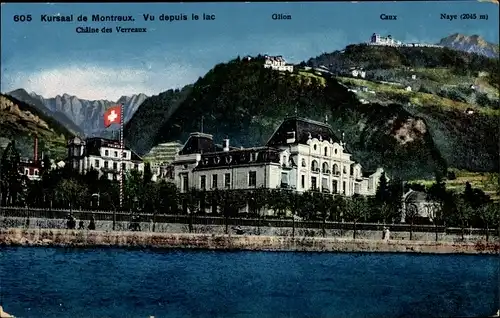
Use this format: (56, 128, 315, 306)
(0, 247, 498, 318)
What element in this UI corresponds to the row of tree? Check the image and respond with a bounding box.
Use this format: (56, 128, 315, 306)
(1, 141, 499, 239)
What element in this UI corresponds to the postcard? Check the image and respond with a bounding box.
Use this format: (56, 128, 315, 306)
(0, 2, 499, 318)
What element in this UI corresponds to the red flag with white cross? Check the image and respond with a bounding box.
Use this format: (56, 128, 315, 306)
(103, 105, 122, 128)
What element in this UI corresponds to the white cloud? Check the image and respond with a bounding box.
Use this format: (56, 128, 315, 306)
(3, 63, 204, 101)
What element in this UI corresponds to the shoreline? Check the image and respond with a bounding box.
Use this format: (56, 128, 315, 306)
(1, 228, 499, 254)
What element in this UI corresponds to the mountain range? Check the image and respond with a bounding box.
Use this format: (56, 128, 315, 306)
(2, 33, 499, 182)
(437, 33, 499, 58)
(4, 33, 497, 138)
(7, 89, 147, 137)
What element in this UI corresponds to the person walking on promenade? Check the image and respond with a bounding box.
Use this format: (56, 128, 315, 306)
(88, 214, 96, 231)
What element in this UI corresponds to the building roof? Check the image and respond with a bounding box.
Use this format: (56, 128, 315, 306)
(404, 190, 428, 203)
(179, 132, 242, 155)
(178, 132, 220, 155)
(266, 116, 341, 147)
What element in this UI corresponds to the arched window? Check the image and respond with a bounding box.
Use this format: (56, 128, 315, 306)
(334, 148, 338, 155)
(301, 159, 307, 167)
(343, 165, 347, 174)
(313, 144, 317, 151)
(324, 147, 328, 156)
(332, 164, 339, 175)
(322, 162, 329, 173)
(311, 160, 319, 171)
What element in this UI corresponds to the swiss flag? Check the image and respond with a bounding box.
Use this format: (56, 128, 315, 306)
(104, 105, 122, 128)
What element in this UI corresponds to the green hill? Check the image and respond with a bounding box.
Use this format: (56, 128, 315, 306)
(0, 94, 74, 160)
(126, 55, 456, 180)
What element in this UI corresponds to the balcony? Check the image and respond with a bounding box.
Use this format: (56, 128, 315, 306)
(280, 183, 289, 189)
(312, 168, 320, 174)
(333, 171, 340, 176)
(322, 169, 331, 175)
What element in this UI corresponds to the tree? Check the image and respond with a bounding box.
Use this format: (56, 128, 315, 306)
(158, 181, 179, 214)
(387, 177, 404, 222)
(453, 196, 473, 240)
(184, 188, 200, 233)
(0, 141, 22, 206)
(345, 196, 369, 239)
(54, 178, 88, 212)
(476, 202, 500, 241)
(378, 202, 395, 225)
(375, 172, 389, 204)
(249, 187, 270, 235)
(405, 203, 419, 240)
(143, 162, 153, 185)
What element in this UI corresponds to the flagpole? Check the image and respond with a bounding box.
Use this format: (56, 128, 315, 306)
(119, 103, 124, 210)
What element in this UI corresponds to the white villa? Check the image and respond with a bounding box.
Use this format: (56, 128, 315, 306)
(66, 136, 144, 180)
(368, 33, 443, 48)
(263, 55, 294, 72)
(171, 117, 385, 214)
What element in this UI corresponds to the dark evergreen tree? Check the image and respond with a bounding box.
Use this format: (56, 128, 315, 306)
(375, 172, 389, 203)
(143, 162, 153, 185)
(1, 141, 22, 205)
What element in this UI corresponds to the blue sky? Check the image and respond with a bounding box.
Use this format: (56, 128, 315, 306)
(1, 2, 498, 100)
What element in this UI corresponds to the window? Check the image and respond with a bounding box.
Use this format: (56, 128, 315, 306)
(333, 164, 339, 175)
(301, 159, 306, 167)
(105, 150, 109, 156)
(311, 160, 319, 172)
(122, 152, 127, 158)
(334, 149, 338, 154)
(332, 180, 338, 193)
(181, 174, 189, 192)
(281, 172, 289, 187)
(224, 173, 231, 188)
(343, 166, 347, 174)
(24, 168, 29, 175)
(113, 162, 118, 170)
(301, 175, 305, 188)
(313, 144, 317, 150)
(311, 176, 317, 190)
(322, 178, 328, 191)
(322, 162, 329, 173)
(354, 183, 360, 194)
(212, 174, 218, 188)
(200, 175, 206, 190)
(324, 147, 328, 156)
(34, 170, 39, 176)
(104, 161, 108, 169)
(134, 164, 139, 170)
(248, 171, 257, 187)
(122, 163, 126, 170)
(95, 159, 100, 168)
(343, 181, 346, 194)
(114, 151, 118, 157)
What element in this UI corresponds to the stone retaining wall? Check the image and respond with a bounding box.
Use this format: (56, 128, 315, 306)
(0, 216, 493, 243)
(1, 228, 499, 254)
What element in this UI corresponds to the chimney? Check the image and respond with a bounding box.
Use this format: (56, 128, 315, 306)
(33, 135, 38, 162)
(223, 137, 229, 152)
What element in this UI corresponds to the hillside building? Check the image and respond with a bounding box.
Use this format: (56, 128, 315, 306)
(263, 55, 294, 72)
(143, 141, 182, 181)
(17, 136, 43, 181)
(66, 136, 144, 180)
(171, 117, 385, 215)
(368, 33, 442, 48)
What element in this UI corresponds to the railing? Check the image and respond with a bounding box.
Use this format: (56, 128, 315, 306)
(1, 206, 498, 236)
